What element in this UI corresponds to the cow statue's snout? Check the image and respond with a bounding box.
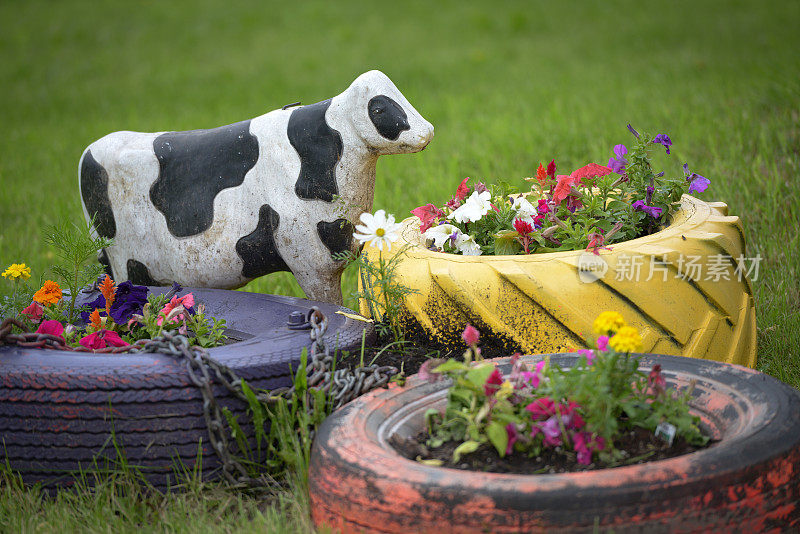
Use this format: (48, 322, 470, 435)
(78, 70, 433, 304)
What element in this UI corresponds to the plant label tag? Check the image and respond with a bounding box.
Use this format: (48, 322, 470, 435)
(655, 422, 677, 446)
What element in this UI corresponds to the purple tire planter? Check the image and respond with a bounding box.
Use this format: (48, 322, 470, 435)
(0, 288, 374, 490)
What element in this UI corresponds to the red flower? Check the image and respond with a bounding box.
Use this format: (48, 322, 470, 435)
(22, 301, 44, 322)
(79, 330, 129, 350)
(505, 423, 519, 456)
(513, 218, 533, 235)
(553, 174, 580, 205)
(455, 177, 470, 202)
(568, 163, 614, 186)
(648, 364, 667, 397)
(483, 367, 503, 396)
(462, 324, 480, 346)
(586, 230, 612, 255)
(546, 159, 556, 178)
(411, 203, 444, 233)
(536, 163, 547, 186)
(526, 396, 557, 420)
(36, 320, 64, 341)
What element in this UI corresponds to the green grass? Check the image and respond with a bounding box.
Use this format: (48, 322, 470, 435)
(0, 463, 316, 534)
(1, 0, 799, 530)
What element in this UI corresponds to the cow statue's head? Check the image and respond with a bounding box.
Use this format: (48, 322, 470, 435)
(343, 70, 434, 155)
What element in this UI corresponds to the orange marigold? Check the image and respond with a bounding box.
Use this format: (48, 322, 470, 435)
(99, 275, 116, 310)
(33, 280, 62, 305)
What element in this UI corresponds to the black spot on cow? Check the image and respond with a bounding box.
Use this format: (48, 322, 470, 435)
(368, 95, 410, 141)
(288, 99, 343, 202)
(127, 259, 164, 286)
(80, 150, 116, 238)
(317, 219, 354, 258)
(235, 204, 288, 278)
(98, 249, 114, 278)
(150, 120, 259, 238)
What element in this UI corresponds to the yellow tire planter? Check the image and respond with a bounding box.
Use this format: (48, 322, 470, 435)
(359, 195, 756, 367)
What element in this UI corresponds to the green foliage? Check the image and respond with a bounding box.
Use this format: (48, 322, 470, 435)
(42, 217, 113, 323)
(0, 276, 36, 327)
(336, 247, 418, 342)
(221, 348, 337, 492)
(125, 293, 228, 348)
(425, 341, 708, 466)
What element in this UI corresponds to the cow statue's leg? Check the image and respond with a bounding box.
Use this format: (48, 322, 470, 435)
(273, 215, 354, 305)
(292, 264, 345, 304)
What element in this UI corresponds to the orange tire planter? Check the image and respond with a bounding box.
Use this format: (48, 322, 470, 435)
(309, 354, 800, 533)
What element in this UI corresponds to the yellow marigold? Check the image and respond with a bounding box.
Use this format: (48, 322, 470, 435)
(608, 326, 643, 353)
(2, 263, 31, 280)
(33, 280, 62, 305)
(592, 311, 626, 336)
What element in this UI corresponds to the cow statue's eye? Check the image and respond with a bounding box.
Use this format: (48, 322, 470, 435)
(368, 95, 410, 141)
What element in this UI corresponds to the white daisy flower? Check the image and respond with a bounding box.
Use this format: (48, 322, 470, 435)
(423, 223, 461, 249)
(448, 190, 492, 223)
(455, 233, 483, 256)
(353, 209, 402, 251)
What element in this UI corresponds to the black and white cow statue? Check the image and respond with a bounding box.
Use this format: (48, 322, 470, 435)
(78, 70, 433, 304)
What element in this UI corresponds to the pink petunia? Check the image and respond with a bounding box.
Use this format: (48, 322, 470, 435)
(597, 335, 609, 352)
(505, 423, 519, 456)
(411, 203, 444, 233)
(36, 320, 64, 340)
(79, 329, 129, 350)
(577, 349, 596, 365)
(526, 396, 557, 420)
(157, 293, 195, 325)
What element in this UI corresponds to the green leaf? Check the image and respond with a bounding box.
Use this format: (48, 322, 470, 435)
(487, 421, 509, 457)
(452, 440, 480, 463)
(294, 347, 308, 393)
(433, 359, 470, 373)
(466, 363, 496, 389)
(417, 457, 444, 466)
(493, 232, 521, 256)
(221, 406, 251, 458)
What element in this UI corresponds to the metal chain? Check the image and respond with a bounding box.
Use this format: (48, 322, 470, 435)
(0, 307, 399, 489)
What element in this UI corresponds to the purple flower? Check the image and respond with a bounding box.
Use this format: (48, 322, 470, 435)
(683, 163, 711, 194)
(80, 282, 149, 324)
(627, 124, 640, 139)
(632, 200, 663, 218)
(645, 185, 655, 204)
(608, 144, 628, 174)
(653, 134, 672, 154)
(540, 416, 563, 447)
(688, 175, 710, 194)
(80, 294, 107, 323)
(109, 281, 149, 323)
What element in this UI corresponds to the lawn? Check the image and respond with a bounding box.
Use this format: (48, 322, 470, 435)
(1, 0, 799, 531)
